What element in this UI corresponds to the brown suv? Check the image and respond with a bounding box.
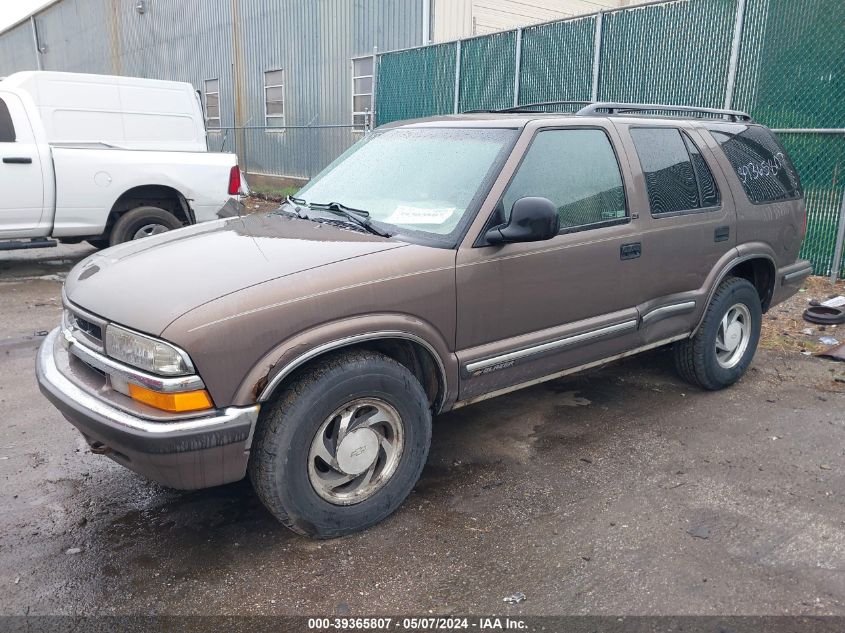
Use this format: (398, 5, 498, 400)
(37, 102, 812, 537)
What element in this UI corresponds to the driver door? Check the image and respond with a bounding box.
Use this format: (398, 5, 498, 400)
(455, 122, 646, 401)
(0, 93, 46, 238)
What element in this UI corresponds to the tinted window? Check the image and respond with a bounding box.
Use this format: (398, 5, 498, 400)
(683, 133, 719, 208)
(0, 98, 15, 142)
(631, 128, 720, 215)
(502, 129, 626, 231)
(709, 125, 801, 203)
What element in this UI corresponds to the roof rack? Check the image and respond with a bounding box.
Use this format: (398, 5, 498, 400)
(576, 102, 754, 122)
(463, 100, 753, 123)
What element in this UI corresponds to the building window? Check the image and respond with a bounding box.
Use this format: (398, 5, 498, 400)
(264, 69, 285, 127)
(203, 79, 220, 129)
(352, 57, 374, 130)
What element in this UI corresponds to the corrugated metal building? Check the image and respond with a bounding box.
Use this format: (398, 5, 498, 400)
(0, 0, 426, 184)
(431, 0, 631, 41)
(0, 0, 640, 185)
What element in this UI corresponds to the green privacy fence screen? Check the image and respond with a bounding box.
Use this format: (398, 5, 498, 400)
(374, 0, 845, 278)
(598, 0, 737, 107)
(458, 31, 517, 112)
(519, 17, 595, 105)
(375, 43, 456, 124)
(733, 0, 844, 129)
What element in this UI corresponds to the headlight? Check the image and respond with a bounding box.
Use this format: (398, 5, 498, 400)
(105, 324, 194, 376)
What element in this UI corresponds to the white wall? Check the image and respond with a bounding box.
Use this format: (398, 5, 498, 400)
(432, 0, 631, 42)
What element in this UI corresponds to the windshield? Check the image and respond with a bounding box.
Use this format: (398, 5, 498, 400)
(294, 127, 516, 244)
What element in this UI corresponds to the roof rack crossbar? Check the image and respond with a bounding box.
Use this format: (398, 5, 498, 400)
(576, 102, 754, 122)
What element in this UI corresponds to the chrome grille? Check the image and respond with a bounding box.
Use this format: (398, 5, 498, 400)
(63, 304, 106, 353)
(71, 314, 102, 341)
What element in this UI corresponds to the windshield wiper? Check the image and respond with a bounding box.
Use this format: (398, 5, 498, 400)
(307, 201, 391, 237)
(279, 195, 308, 219)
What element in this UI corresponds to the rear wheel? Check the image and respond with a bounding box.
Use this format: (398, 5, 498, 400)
(674, 276, 762, 390)
(249, 349, 432, 538)
(109, 206, 183, 246)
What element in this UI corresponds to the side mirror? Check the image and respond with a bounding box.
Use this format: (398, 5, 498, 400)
(485, 197, 560, 245)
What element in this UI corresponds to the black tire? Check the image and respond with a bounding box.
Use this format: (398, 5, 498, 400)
(802, 305, 845, 325)
(109, 206, 183, 246)
(673, 277, 762, 390)
(249, 349, 432, 538)
(86, 238, 110, 249)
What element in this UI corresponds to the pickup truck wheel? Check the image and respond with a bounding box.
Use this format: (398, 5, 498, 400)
(673, 277, 762, 390)
(109, 206, 183, 246)
(249, 349, 432, 538)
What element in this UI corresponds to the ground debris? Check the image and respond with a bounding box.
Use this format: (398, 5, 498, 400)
(503, 592, 526, 604)
(687, 525, 711, 540)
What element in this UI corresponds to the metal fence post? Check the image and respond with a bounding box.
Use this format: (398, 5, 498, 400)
(243, 126, 249, 175)
(30, 17, 42, 70)
(724, 0, 747, 109)
(453, 40, 462, 114)
(591, 11, 604, 102)
(513, 28, 523, 107)
(831, 190, 845, 283)
(370, 46, 379, 128)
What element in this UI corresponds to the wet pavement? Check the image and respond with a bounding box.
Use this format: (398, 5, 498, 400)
(2, 244, 845, 616)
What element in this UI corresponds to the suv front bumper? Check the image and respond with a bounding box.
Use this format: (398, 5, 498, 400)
(36, 327, 260, 490)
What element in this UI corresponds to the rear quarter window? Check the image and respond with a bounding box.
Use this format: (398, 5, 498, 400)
(708, 125, 802, 204)
(0, 97, 15, 142)
(630, 127, 720, 216)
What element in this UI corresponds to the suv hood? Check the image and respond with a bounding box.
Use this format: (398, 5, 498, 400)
(64, 213, 406, 335)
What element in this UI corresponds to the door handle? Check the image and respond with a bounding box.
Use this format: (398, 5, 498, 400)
(714, 226, 730, 242)
(2, 157, 33, 164)
(620, 242, 641, 260)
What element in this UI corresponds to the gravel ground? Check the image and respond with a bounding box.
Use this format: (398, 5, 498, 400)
(760, 275, 845, 356)
(1, 241, 844, 617)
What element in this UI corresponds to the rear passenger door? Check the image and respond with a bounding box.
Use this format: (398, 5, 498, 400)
(615, 123, 736, 344)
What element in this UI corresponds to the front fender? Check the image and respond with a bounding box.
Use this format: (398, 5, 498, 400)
(231, 313, 459, 412)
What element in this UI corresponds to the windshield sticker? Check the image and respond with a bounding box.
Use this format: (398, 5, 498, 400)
(385, 206, 456, 225)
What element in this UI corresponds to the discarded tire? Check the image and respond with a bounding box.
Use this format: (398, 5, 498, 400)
(803, 306, 845, 325)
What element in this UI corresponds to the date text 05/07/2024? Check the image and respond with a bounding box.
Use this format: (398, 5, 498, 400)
(307, 616, 528, 630)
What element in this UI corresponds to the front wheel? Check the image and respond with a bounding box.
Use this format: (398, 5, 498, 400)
(249, 350, 432, 538)
(674, 276, 762, 390)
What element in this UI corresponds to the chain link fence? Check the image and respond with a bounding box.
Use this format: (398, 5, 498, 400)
(208, 125, 363, 183)
(372, 0, 845, 278)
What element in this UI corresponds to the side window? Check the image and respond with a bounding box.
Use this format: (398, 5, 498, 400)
(709, 125, 802, 203)
(264, 69, 285, 127)
(0, 98, 15, 142)
(203, 79, 220, 129)
(501, 129, 627, 232)
(352, 57, 374, 131)
(683, 133, 720, 208)
(630, 127, 720, 216)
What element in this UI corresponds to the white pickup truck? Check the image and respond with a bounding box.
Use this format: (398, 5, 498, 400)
(0, 71, 242, 250)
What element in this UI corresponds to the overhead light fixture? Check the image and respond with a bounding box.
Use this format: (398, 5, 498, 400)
(135, 0, 146, 14)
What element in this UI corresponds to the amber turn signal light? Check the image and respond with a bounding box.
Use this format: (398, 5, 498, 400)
(128, 384, 214, 412)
